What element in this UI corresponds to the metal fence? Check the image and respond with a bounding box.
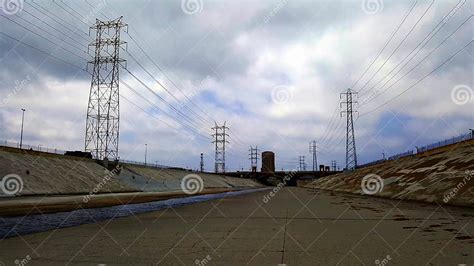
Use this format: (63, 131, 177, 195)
(417, 132, 473, 153)
(357, 131, 473, 169)
(0, 141, 178, 169)
(387, 150, 414, 161)
(356, 158, 386, 169)
(0, 140, 66, 155)
(118, 159, 174, 169)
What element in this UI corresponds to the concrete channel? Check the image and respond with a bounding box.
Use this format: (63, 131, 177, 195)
(0, 187, 472, 265)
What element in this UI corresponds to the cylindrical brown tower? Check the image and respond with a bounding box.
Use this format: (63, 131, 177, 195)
(261, 151, 275, 174)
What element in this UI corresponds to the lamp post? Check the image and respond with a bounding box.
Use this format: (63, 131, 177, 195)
(19, 108, 25, 149)
(144, 144, 148, 166)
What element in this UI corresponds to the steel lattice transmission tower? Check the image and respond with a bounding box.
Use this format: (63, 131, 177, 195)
(212, 122, 229, 173)
(299, 156, 306, 171)
(249, 146, 259, 172)
(200, 153, 204, 172)
(85, 17, 127, 160)
(309, 140, 318, 171)
(340, 88, 358, 171)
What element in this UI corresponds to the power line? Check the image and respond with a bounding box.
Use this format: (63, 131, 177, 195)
(122, 67, 211, 133)
(19, 3, 90, 47)
(360, 0, 467, 101)
(0, 31, 88, 72)
(13, 2, 213, 141)
(357, 0, 435, 94)
(60, 0, 89, 22)
(361, 13, 472, 106)
(361, 15, 472, 108)
(0, 14, 88, 61)
(0, 28, 211, 145)
(120, 93, 209, 143)
(52, 0, 89, 27)
(0, 14, 90, 61)
(351, 0, 418, 91)
(29, 1, 90, 40)
(124, 49, 211, 129)
(120, 80, 211, 140)
(125, 31, 216, 124)
(361, 40, 473, 117)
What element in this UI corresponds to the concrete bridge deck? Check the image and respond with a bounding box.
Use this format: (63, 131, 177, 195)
(0, 187, 472, 265)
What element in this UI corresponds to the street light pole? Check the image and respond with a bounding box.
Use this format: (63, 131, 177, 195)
(20, 108, 25, 149)
(145, 144, 148, 166)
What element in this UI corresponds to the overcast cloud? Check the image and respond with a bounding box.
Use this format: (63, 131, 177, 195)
(0, 0, 472, 171)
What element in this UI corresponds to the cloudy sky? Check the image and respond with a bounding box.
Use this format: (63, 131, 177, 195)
(0, 0, 472, 171)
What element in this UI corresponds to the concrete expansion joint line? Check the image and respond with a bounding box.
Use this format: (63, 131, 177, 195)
(281, 208, 288, 264)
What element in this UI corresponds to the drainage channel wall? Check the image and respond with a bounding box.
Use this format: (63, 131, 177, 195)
(299, 141, 474, 208)
(0, 148, 263, 197)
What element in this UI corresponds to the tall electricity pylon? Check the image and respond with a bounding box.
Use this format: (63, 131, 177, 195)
(85, 17, 127, 160)
(309, 140, 317, 171)
(200, 153, 204, 172)
(340, 88, 358, 171)
(331, 160, 337, 171)
(212, 122, 229, 173)
(249, 146, 259, 172)
(299, 156, 306, 171)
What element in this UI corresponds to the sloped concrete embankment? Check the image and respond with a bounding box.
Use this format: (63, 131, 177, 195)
(0, 148, 263, 216)
(119, 165, 262, 192)
(0, 149, 135, 196)
(301, 142, 474, 207)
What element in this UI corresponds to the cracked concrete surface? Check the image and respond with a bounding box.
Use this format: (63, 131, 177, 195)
(0, 187, 472, 265)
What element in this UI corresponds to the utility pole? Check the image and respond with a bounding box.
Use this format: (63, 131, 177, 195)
(340, 88, 358, 171)
(309, 140, 317, 171)
(299, 156, 306, 171)
(212, 122, 229, 173)
(331, 160, 337, 171)
(200, 153, 204, 172)
(144, 144, 147, 166)
(19, 108, 25, 149)
(249, 146, 259, 172)
(85, 17, 127, 160)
